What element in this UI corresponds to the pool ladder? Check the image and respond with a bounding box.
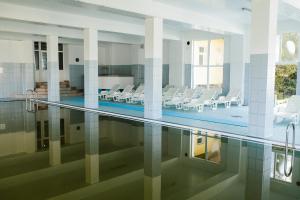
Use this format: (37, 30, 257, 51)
(25, 89, 38, 113)
(284, 122, 295, 177)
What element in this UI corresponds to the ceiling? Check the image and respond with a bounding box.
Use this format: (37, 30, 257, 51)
(1, 0, 300, 33)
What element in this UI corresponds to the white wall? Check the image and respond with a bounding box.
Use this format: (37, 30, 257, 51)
(67, 40, 171, 66)
(0, 39, 33, 63)
(67, 44, 84, 65)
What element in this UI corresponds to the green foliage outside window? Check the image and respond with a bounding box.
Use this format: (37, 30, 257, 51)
(275, 64, 297, 100)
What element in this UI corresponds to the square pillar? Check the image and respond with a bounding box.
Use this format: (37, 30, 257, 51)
(229, 34, 245, 103)
(47, 35, 60, 102)
(84, 28, 98, 108)
(144, 17, 163, 119)
(169, 40, 184, 87)
(248, 0, 278, 138)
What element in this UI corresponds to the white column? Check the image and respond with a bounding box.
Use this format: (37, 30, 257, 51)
(84, 28, 98, 108)
(248, 0, 278, 138)
(144, 17, 163, 119)
(229, 34, 245, 103)
(222, 36, 231, 95)
(184, 41, 193, 88)
(169, 40, 184, 87)
(47, 35, 60, 102)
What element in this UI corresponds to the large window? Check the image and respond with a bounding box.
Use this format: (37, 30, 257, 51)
(193, 39, 224, 88)
(34, 41, 64, 71)
(275, 33, 299, 100)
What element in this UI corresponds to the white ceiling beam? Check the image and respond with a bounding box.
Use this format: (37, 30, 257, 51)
(0, 2, 180, 40)
(0, 19, 146, 44)
(282, 0, 300, 10)
(76, 0, 244, 34)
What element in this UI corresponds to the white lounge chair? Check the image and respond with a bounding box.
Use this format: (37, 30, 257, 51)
(163, 88, 194, 109)
(128, 84, 144, 104)
(162, 87, 178, 104)
(274, 95, 300, 124)
(99, 84, 120, 100)
(112, 84, 135, 101)
(182, 89, 217, 112)
(213, 89, 241, 109)
(163, 84, 174, 93)
(117, 84, 143, 102)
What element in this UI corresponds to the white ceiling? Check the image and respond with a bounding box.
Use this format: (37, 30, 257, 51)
(1, 0, 300, 33)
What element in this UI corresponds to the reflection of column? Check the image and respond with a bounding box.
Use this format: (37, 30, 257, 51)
(85, 112, 99, 184)
(226, 138, 241, 173)
(48, 106, 61, 166)
(24, 111, 36, 153)
(245, 142, 271, 200)
(144, 123, 162, 200)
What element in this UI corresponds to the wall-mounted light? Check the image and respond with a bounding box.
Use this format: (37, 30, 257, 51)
(242, 7, 252, 13)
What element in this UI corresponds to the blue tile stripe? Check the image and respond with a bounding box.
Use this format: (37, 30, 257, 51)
(62, 97, 248, 128)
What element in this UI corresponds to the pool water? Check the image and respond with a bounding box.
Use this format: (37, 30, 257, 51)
(0, 101, 299, 200)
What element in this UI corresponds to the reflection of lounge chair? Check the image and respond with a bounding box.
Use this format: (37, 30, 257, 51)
(274, 95, 300, 124)
(213, 89, 241, 109)
(99, 84, 120, 100)
(112, 85, 134, 101)
(182, 89, 217, 112)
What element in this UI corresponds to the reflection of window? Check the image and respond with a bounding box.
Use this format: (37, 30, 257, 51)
(192, 131, 222, 164)
(271, 150, 293, 183)
(192, 39, 224, 88)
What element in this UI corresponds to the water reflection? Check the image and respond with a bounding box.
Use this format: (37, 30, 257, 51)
(0, 101, 299, 199)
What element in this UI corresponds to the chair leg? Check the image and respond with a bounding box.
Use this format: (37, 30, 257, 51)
(212, 102, 217, 110)
(225, 102, 230, 108)
(197, 104, 204, 112)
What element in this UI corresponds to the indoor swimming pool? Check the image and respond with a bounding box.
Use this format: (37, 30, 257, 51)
(0, 100, 299, 200)
(44, 96, 300, 147)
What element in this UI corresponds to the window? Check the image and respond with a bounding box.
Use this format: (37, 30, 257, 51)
(192, 39, 224, 88)
(58, 44, 63, 70)
(33, 41, 64, 71)
(275, 33, 299, 101)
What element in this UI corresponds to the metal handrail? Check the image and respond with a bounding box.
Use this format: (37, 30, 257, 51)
(25, 89, 38, 112)
(284, 122, 295, 177)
